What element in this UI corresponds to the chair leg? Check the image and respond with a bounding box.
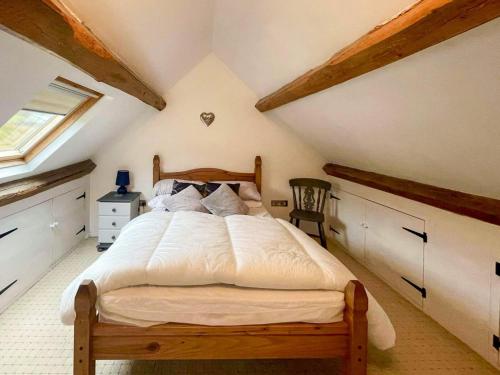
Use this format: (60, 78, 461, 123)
(289, 217, 293, 224)
(295, 219, 300, 228)
(318, 223, 327, 248)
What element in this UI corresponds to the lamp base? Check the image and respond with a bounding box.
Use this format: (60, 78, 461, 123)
(117, 185, 128, 195)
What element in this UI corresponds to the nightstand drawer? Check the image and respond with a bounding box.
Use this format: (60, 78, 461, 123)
(99, 216, 130, 230)
(98, 202, 131, 216)
(99, 229, 121, 243)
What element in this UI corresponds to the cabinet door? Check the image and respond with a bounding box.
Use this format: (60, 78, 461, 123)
(365, 201, 425, 308)
(491, 261, 500, 366)
(0, 201, 53, 312)
(330, 190, 366, 261)
(52, 187, 86, 261)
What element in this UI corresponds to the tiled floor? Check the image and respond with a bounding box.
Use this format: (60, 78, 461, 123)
(0, 238, 498, 374)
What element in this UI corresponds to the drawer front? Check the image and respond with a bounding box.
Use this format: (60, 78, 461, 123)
(99, 216, 130, 230)
(99, 202, 131, 216)
(99, 229, 121, 243)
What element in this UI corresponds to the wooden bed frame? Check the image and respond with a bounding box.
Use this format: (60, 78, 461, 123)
(73, 155, 368, 375)
(153, 154, 262, 193)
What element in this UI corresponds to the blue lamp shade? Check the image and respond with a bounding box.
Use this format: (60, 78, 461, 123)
(115, 170, 130, 194)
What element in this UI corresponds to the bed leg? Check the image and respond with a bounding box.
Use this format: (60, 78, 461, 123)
(343, 280, 368, 375)
(74, 280, 97, 375)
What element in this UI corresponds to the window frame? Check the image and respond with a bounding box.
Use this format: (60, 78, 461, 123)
(0, 77, 103, 168)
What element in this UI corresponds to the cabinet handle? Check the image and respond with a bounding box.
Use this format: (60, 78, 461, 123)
(0, 280, 17, 296)
(112, 222, 116, 227)
(402, 227, 428, 243)
(0, 228, 18, 239)
(112, 208, 117, 213)
(75, 226, 85, 236)
(76, 192, 86, 200)
(111, 235, 116, 240)
(401, 276, 427, 298)
(329, 225, 340, 234)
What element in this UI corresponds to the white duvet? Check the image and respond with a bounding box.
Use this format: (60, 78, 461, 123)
(61, 211, 395, 350)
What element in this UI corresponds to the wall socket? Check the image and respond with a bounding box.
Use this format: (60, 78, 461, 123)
(271, 200, 288, 207)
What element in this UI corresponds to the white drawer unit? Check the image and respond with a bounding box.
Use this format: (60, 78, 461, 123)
(99, 215, 130, 230)
(99, 202, 134, 216)
(97, 192, 140, 251)
(98, 229, 121, 243)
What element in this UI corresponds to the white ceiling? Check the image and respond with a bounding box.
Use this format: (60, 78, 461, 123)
(212, 0, 500, 199)
(2, 0, 499, 198)
(61, 0, 215, 95)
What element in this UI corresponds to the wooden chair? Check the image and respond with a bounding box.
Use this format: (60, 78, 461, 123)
(289, 178, 331, 247)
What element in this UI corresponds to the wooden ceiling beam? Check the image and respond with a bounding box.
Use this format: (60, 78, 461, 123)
(0, 0, 166, 111)
(323, 163, 500, 226)
(256, 0, 500, 112)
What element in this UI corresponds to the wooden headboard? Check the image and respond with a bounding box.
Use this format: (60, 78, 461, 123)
(153, 155, 262, 193)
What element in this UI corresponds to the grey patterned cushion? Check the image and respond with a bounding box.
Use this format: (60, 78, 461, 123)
(201, 184, 249, 217)
(153, 179, 204, 196)
(172, 180, 206, 195)
(162, 186, 209, 213)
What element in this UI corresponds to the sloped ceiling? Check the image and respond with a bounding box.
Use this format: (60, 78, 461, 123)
(212, 0, 500, 199)
(2, 0, 499, 199)
(0, 31, 151, 183)
(61, 0, 215, 95)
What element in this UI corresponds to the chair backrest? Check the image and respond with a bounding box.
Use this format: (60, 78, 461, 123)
(289, 178, 331, 213)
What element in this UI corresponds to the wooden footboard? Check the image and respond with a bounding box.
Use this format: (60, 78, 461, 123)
(73, 280, 368, 375)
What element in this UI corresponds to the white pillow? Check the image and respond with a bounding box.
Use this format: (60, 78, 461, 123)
(153, 179, 204, 197)
(214, 181, 261, 201)
(201, 184, 249, 217)
(162, 186, 209, 213)
(147, 194, 171, 210)
(244, 200, 263, 208)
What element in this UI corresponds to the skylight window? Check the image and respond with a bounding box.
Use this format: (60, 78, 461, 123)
(0, 77, 102, 166)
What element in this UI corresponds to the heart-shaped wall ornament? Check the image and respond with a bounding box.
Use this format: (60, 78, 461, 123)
(200, 112, 215, 127)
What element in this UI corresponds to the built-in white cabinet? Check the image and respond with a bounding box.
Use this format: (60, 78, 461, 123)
(490, 253, 500, 366)
(331, 190, 366, 260)
(52, 187, 86, 261)
(330, 190, 426, 308)
(0, 182, 87, 313)
(330, 187, 500, 368)
(365, 201, 425, 308)
(0, 201, 53, 312)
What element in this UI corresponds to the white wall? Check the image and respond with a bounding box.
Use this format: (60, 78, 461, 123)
(327, 176, 500, 366)
(89, 54, 327, 234)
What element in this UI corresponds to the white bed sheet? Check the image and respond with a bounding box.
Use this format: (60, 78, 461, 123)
(98, 284, 345, 327)
(61, 211, 395, 350)
(247, 205, 272, 217)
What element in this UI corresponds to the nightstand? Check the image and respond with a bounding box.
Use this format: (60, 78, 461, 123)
(97, 192, 140, 251)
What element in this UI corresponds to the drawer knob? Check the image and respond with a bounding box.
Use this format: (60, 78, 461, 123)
(112, 222, 116, 226)
(111, 235, 116, 240)
(112, 208, 117, 213)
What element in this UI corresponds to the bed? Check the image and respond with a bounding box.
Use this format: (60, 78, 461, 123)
(66, 155, 394, 375)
